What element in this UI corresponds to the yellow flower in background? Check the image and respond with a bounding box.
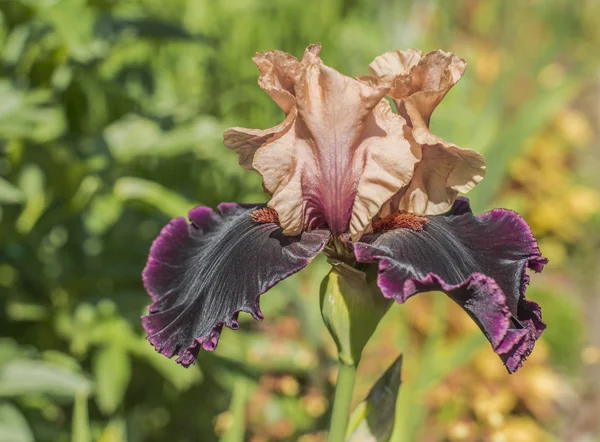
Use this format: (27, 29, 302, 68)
(502, 107, 599, 266)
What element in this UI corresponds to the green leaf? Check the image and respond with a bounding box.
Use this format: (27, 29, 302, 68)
(104, 114, 223, 162)
(0, 360, 91, 398)
(2, 24, 31, 65)
(391, 297, 485, 442)
(0, 81, 66, 142)
(82, 193, 124, 235)
(0, 402, 34, 442)
(113, 177, 195, 218)
(0, 177, 23, 204)
(72, 391, 91, 442)
(130, 338, 202, 391)
(391, 297, 445, 441)
(33, 0, 104, 63)
(98, 416, 127, 442)
(103, 116, 163, 162)
(529, 286, 584, 373)
(346, 355, 403, 442)
(5, 301, 47, 321)
(69, 175, 101, 212)
(93, 345, 132, 415)
(0, 339, 21, 366)
(15, 164, 47, 234)
(216, 332, 318, 375)
(218, 379, 251, 442)
(422, 331, 486, 391)
(97, 16, 213, 42)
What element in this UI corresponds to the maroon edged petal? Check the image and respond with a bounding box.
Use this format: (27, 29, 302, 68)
(353, 197, 547, 373)
(142, 203, 329, 367)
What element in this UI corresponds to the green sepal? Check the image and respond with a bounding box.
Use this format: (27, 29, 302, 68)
(346, 355, 403, 442)
(320, 260, 391, 366)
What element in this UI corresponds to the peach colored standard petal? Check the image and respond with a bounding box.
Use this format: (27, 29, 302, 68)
(253, 50, 301, 114)
(224, 50, 301, 170)
(254, 44, 418, 236)
(350, 100, 421, 239)
(223, 109, 296, 170)
(370, 49, 466, 125)
(251, 118, 317, 236)
(370, 49, 486, 216)
(392, 142, 486, 216)
(368, 48, 422, 83)
(402, 121, 485, 215)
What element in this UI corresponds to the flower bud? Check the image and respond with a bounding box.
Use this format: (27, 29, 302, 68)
(320, 260, 391, 366)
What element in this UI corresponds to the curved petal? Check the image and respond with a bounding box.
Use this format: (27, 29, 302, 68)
(380, 142, 485, 216)
(253, 49, 301, 114)
(223, 49, 301, 170)
(252, 119, 320, 236)
(224, 109, 297, 170)
(350, 100, 421, 239)
(369, 48, 423, 79)
(370, 49, 486, 216)
(142, 203, 329, 366)
(353, 198, 547, 373)
(369, 49, 466, 126)
(252, 44, 418, 236)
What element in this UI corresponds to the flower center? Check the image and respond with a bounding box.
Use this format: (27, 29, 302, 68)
(252, 207, 428, 236)
(372, 213, 428, 233)
(250, 207, 280, 224)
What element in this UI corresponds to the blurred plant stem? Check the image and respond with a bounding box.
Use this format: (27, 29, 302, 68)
(328, 362, 357, 442)
(219, 379, 250, 442)
(320, 262, 391, 441)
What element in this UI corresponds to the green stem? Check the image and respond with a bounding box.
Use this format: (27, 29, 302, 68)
(327, 361, 357, 442)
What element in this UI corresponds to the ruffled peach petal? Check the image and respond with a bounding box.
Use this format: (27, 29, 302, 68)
(223, 50, 301, 170)
(292, 46, 397, 235)
(349, 100, 421, 239)
(368, 48, 422, 79)
(253, 44, 417, 236)
(252, 122, 319, 236)
(223, 109, 296, 170)
(394, 142, 485, 215)
(401, 50, 466, 126)
(399, 73, 486, 216)
(370, 49, 466, 126)
(253, 50, 301, 114)
(370, 49, 484, 217)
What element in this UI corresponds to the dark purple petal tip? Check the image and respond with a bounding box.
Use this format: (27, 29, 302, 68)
(354, 197, 547, 373)
(142, 203, 329, 367)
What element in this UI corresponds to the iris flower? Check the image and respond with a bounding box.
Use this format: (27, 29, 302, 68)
(142, 44, 547, 373)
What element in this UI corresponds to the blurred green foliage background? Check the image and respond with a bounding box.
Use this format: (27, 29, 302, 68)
(1, 0, 600, 441)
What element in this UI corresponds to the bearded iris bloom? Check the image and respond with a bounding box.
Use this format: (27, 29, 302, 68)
(142, 44, 547, 373)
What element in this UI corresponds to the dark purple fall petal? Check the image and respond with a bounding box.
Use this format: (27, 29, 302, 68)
(353, 197, 547, 373)
(142, 203, 329, 367)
